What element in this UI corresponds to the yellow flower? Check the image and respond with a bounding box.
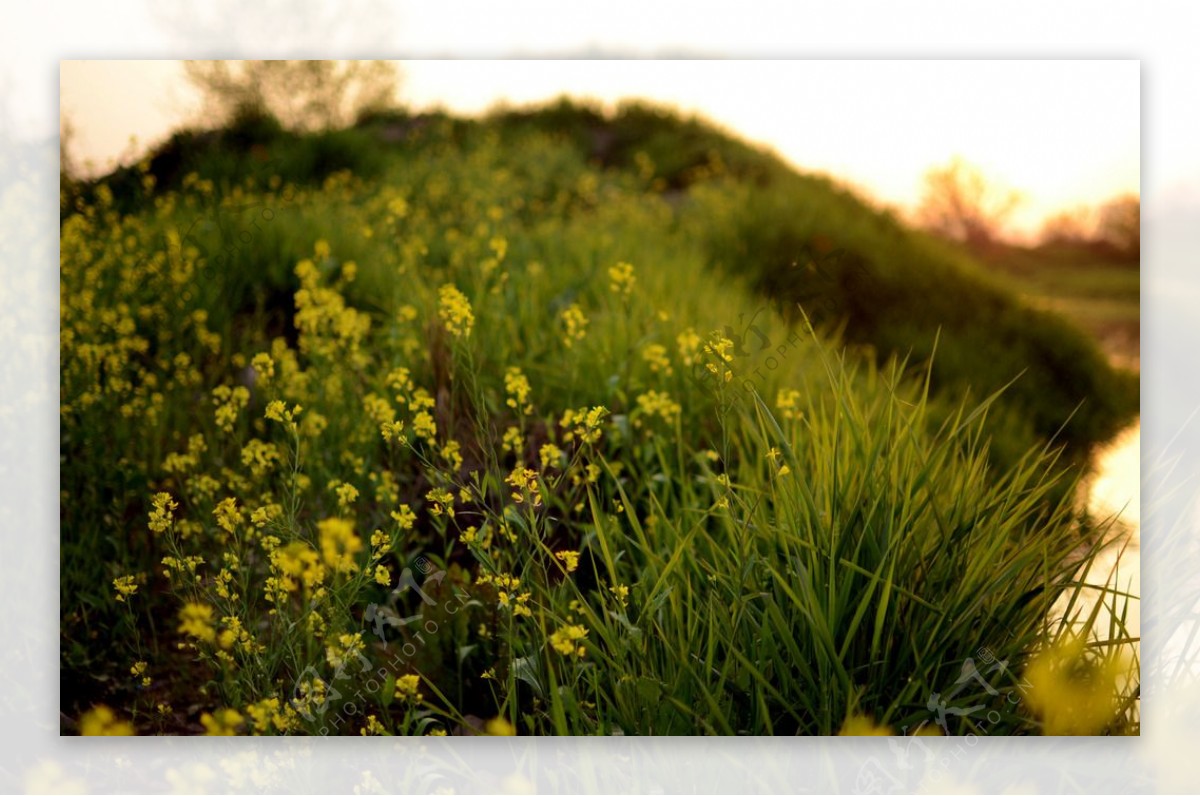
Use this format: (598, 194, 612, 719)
(412, 410, 437, 442)
(703, 334, 736, 382)
(395, 673, 422, 703)
(178, 602, 216, 643)
(438, 283, 475, 338)
(428, 727, 448, 736)
(330, 481, 359, 509)
(251, 352, 274, 383)
(200, 708, 244, 736)
(247, 697, 298, 734)
(251, 504, 280, 528)
(501, 425, 524, 455)
(549, 624, 589, 657)
(505, 466, 542, 506)
(555, 549, 580, 573)
(641, 343, 673, 375)
(317, 517, 362, 573)
(374, 565, 391, 587)
(390, 504, 417, 530)
(504, 367, 532, 414)
(326, 632, 366, 669)
(265, 400, 302, 425)
(380, 419, 406, 442)
(426, 488, 456, 518)
(634, 390, 681, 427)
(776, 388, 804, 421)
(559, 406, 607, 445)
(608, 261, 636, 297)
(559, 303, 588, 347)
(677, 328, 703, 367)
(1025, 635, 1133, 735)
(485, 716, 517, 736)
(839, 715, 892, 736)
(130, 660, 149, 684)
(213, 497, 242, 534)
(79, 705, 135, 736)
(241, 439, 281, 477)
(609, 583, 630, 607)
(441, 440, 464, 471)
(211, 384, 250, 433)
(148, 491, 178, 534)
(539, 443, 564, 471)
(112, 575, 138, 602)
(361, 715, 387, 736)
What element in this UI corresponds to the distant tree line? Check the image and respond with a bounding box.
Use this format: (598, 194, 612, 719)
(916, 157, 1139, 261)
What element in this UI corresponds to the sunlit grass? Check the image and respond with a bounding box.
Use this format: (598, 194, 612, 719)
(60, 110, 1137, 736)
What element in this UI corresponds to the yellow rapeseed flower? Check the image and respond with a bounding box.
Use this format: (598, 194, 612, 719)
(559, 303, 588, 347)
(112, 575, 138, 602)
(361, 715, 387, 736)
(390, 504, 417, 530)
(554, 549, 580, 573)
(200, 708, 244, 736)
(178, 602, 216, 643)
(438, 283, 475, 338)
(634, 390, 681, 427)
(608, 261, 636, 297)
(776, 388, 804, 421)
(395, 673, 422, 703)
(504, 367, 533, 414)
(79, 705, 135, 736)
(549, 624, 589, 657)
(130, 660, 150, 686)
(641, 343, 673, 375)
(839, 715, 892, 736)
(317, 517, 362, 573)
(1024, 635, 1132, 735)
(148, 491, 178, 534)
(326, 632, 366, 669)
(485, 716, 517, 736)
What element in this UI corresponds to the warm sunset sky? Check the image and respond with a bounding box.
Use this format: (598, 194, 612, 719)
(60, 59, 1139, 237)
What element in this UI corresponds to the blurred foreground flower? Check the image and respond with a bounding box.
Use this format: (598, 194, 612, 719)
(1024, 635, 1134, 735)
(79, 705, 135, 736)
(838, 715, 892, 736)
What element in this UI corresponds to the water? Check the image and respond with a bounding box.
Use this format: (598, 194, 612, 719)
(1075, 420, 1141, 641)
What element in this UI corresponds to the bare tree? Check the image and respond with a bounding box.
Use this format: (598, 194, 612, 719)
(1039, 206, 1095, 245)
(183, 60, 400, 131)
(1096, 194, 1140, 259)
(915, 158, 1022, 249)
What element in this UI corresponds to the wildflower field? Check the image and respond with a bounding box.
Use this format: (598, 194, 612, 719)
(60, 101, 1139, 736)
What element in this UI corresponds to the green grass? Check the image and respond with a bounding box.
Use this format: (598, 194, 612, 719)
(59, 102, 1139, 736)
(979, 242, 1140, 366)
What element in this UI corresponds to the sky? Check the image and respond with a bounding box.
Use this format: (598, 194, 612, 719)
(59, 59, 1140, 237)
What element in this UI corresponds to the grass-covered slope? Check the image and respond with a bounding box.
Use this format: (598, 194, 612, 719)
(77, 99, 1136, 459)
(59, 103, 1138, 736)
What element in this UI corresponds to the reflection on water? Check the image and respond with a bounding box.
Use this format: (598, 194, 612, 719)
(1057, 420, 1140, 641)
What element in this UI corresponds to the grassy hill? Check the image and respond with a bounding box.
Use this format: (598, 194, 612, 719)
(59, 100, 1138, 735)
